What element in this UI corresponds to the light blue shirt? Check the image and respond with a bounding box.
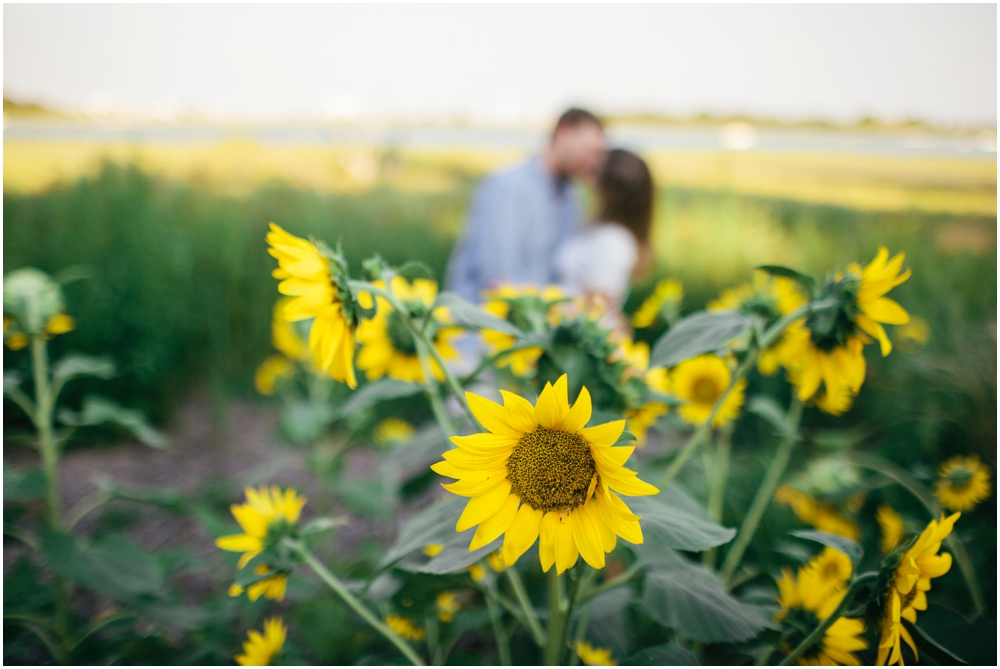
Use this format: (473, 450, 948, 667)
(445, 157, 582, 303)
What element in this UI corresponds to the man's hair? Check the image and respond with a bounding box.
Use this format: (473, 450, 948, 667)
(553, 108, 603, 137)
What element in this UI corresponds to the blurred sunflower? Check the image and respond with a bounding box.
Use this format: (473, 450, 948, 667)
(626, 367, 670, 446)
(577, 641, 617, 666)
(933, 455, 991, 512)
(775, 554, 867, 666)
(235, 617, 286, 666)
(44, 313, 76, 337)
(631, 278, 683, 328)
(877, 505, 906, 554)
(227, 564, 288, 602)
(609, 336, 650, 380)
(877, 513, 959, 666)
(775, 486, 860, 541)
(271, 297, 311, 362)
(356, 276, 461, 383)
(254, 355, 295, 396)
(373, 417, 416, 447)
(669, 354, 746, 427)
(436, 592, 461, 622)
(3, 315, 28, 350)
(431, 374, 658, 573)
(481, 284, 564, 377)
(267, 223, 357, 388)
(386, 615, 425, 641)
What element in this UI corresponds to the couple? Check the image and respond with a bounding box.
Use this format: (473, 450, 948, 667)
(446, 108, 654, 326)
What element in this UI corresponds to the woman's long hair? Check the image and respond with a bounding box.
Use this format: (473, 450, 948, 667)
(596, 148, 655, 280)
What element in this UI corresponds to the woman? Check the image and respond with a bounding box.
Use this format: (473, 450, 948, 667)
(554, 148, 654, 321)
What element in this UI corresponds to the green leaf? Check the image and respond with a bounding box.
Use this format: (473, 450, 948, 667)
(338, 476, 390, 521)
(57, 396, 167, 448)
(435, 292, 522, 336)
(413, 528, 501, 575)
(747, 396, 795, 439)
(3, 370, 23, 394)
(642, 552, 772, 643)
(335, 379, 422, 418)
(913, 606, 995, 666)
(280, 399, 335, 444)
(624, 643, 700, 666)
(788, 530, 862, 567)
(41, 532, 165, 602)
(379, 495, 466, 569)
(4, 465, 48, 501)
(52, 354, 115, 388)
(381, 425, 448, 473)
(650, 311, 751, 368)
(585, 588, 631, 660)
(755, 265, 817, 293)
(101, 483, 187, 513)
(630, 493, 736, 552)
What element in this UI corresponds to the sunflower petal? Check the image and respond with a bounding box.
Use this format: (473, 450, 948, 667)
(863, 297, 910, 325)
(500, 390, 537, 434)
(534, 381, 563, 429)
(469, 494, 520, 550)
(503, 503, 543, 567)
(571, 504, 606, 569)
(456, 480, 513, 532)
(538, 511, 560, 572)
(467, 392, 520, 437)
(560, 385, 592, 433)
(579, 420, 626, 447)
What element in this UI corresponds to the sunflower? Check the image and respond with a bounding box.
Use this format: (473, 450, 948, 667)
(254, 355, 296, 396)
(373, 417, 416, 447)
(431, 375, 659, 573)
(355, 276, 461, 383)
(669, 354, 746, 428)
(775, 556, 868, 666)
(782, 248, 910, 413)
(895, 317, 930, 350)
(386, 615, 425, 641)
(235, 618, 286, 666)
(877, 513, 959, 666)
(271, 297, 311, 362)
(775, 486, 860, 542)
(436, 592, 461, 622)
(625, 367, 670, 446)
(3, 314, 28, 351)
(933, 455, 991, 512)
(877, 505, 906, 554)
(631, 278, 683, 328)
(577, 641, 617, 666)
(481, 284, 565, 377)
(44, 313, 76, 336)
(215, 486, 306, 601)
(609, 336, 650, 380)
(267, 223, 358, 388)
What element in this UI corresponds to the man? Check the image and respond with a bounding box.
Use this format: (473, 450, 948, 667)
(445, 108, 608, 302)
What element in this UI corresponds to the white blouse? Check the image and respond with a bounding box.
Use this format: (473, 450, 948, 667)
(554, 223, 638, 308)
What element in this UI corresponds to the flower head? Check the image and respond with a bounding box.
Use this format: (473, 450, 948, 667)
(235, 617, 286, 666)
(877, 505, 906, 554)
(625, 367, 670, 446)
(632, 278, 683, 328)
(271, 297, 311, 362)
(436, 592, 461, 622)
(933, 455, 991, 512)
(356, 276, 461, 383)
(577, 641, 617, 666)
(431, 375, 659, 574)
(386, 615, 425, 641)
(374, 417, 416, 447)
(255, 355, 296, 396)
(669, 354, 746, 428)
(267, 223, 358, 388)
(481, 284, 565, 377)
(877, 513, 959, 665)
(775, 486, 860, 541)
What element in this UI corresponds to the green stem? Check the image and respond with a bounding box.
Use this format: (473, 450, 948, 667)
(414, 338, 456, 437)
(846, 451, 984, 615)
(31, 335, 59, 529)
(485, 594, 512, 665)
(425, 612, 442, 666)
(544, 569, 568, 666)
(720, 397, 803, 584)
(505, 565, 545, 646)
(568, 600, 593, 667)
(704, 424, 733, 568)
(64, 490, 113, 530)
(778, 573, 877, 666)
(287, 540, 425, 665)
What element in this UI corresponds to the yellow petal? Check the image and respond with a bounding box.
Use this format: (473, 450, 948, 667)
(538, 511, 560, 572)
(503, 503, 543, 566)
(863, 297, 910, 325)
(455, 480, 513, 531)
(559, 385, 592, 433)
(856, 314, 892, 356)
(231, 504, 268, 537)
(579, 420, 626, 448)
(571, 504, 606, 569)
(500, 390, 538, 434)
(430, 460, 469, 480)
(467, 392, 520, 437)
(215, 534, 263, 554)
(554, 514, 580, 574)
(469, 494, 520, 550)
(444, 468, 510, 497)
(534, 381, 564, 429)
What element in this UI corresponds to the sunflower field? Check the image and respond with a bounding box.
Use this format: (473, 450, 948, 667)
(3, 157, 996, 666)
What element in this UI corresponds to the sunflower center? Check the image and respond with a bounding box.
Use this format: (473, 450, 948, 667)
(819, 561, 842, 581)
(387, 310, 418, 355)
(692, 376, 721, 403)
(506, 427, 596, 512)
(947, 469, 974, 491)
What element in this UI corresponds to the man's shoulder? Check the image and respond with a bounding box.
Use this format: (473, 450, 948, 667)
(480, 157, 543, 195)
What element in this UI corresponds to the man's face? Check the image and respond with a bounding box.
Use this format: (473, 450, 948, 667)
(551, 123, 608, 181)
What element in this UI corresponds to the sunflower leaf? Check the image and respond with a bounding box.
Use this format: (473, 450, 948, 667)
(413, 528, 501, 575)
(650, 311, 751, 368)
(52, 354, 116, 389)
(378, 495, 466, 570)
(755, 265, 817, 293)
(788, 530, 863, 566)
(56, 396, 167, 448)
(630, 492, 735, 552)
(623, 643, 700, 666)
(747, 395, 795, 439)
(335, 379, 422, 417)
(434, 292, 522, 336)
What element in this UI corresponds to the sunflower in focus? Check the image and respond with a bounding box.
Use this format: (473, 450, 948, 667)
(481, 284, 564, 377)
(355, 276, 461, 383)
(631, 278, 683, 328)
(669, 354, 746, 428)
(215, 486, 306, 602)
(933, 455, 991, 512)
(782, 247, 910, 414)
(877, 513, 959, 666)
(235, 617, 286, 666)
(267, 223, 358, 388)
(431, 375, 658, 573)
(775, 554, 868, 666)
(577, 641, 616, 666)
(877, 505, 906, 554)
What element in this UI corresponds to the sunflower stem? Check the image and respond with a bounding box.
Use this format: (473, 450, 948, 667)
(485, 592, 513, 665)
(720, 396, 803, 584)
(845, 451, 984, 615)
(286, 539, 426, 666)
(778, 573, 877, 666)
(414, 338, 456, 436)
(703, 423, 733, 568)
(506, 565, 546, 646)
(544, 569, 569, 665)
(568, 599, 594, 667)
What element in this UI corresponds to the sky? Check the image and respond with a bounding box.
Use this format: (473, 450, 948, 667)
(4, 4, 997, 126)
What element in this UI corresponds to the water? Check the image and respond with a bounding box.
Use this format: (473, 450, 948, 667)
(4, 118, 996, 160)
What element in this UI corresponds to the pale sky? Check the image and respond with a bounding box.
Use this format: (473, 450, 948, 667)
(4, 4, 997, 126)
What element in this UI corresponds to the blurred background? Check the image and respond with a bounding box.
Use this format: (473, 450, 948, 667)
(3, 5, 996, 661)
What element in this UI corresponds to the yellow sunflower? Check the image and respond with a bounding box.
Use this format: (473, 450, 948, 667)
(850, 247, 912, 356)
(254, 355, 296, 396)
(669, 354, 746, 428)
(609, 336, 650, 380)
(44, 313, 76, 336)
(431, 375, 659, 573)
(877, 505, 906, 554)
(235, 617, 286, 666)
(625, 367, 670, 446)
(436, 592, 461, 622)
(266, 223, 357, 388)
(271, 297, 311, 362)
(775, 486, 860, 542)
(877, 513, 959, 666)
(373, 417, 416, 447)
(775, 556, 868, 666)
(933, 455, 991, 512)
(631, 278, 683, 328)
(4, 313, 28, 350)
(355, 276, 461, 383)
(577, 641, 617, 666)
(386, 615, 425, 641)
(481, 284, 564, 377)
(782, 324, 867, 413)
(215, 486, 306, 601)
